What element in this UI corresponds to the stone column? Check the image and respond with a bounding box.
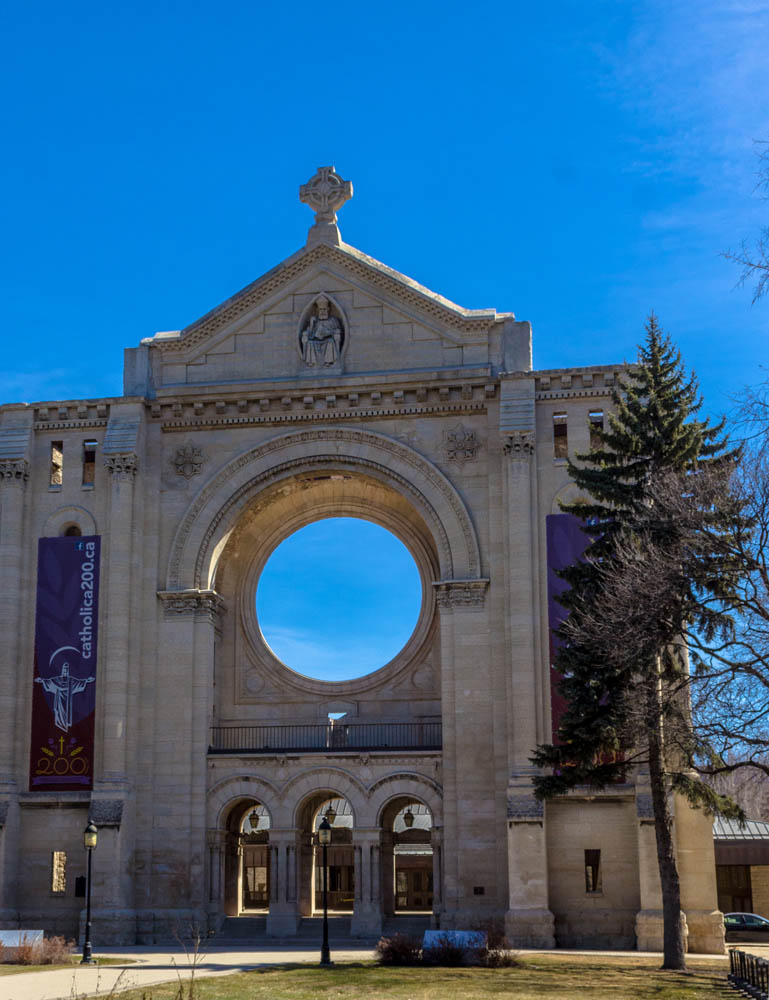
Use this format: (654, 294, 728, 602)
(351, 828, 382, 936)
(0, 449, 29, 924)
(431, 825, 443, 927)
(501, 413, 555, 948)
(266, 828, 300, 936)
(298, 831, 314, 917)
(380, 830, 395, 918)
(206, 829, 226, 934)
(152, 590, 223, 936)
(634, 784, 666, 951)
(675, 793, 725, 954)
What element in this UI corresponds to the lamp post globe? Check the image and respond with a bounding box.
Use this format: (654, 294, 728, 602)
(81, 821, 98, 965)
(318, 815, 332, 966)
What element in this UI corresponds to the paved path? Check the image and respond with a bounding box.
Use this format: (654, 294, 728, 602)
(0, 943, 731, 1000)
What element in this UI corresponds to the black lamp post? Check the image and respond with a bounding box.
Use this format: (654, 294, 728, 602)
(318, 816, 332, 966)
(81, 821, 98, 964)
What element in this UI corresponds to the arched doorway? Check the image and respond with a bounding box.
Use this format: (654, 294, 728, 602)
(222, 800, 271, 916)
(393, 803, 433, 912)
(380, 796, 436, 923)
(313, 797, 355, 912)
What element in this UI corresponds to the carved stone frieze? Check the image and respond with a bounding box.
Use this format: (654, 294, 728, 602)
(445, 424, 479, 464)
(104, 453, 138, 480)
(89, 799, 124, 826)
(157, 589, 225, 623)
(0, 459, 29, 484)
(433, 578, 489, 609)
(174, 443, 204, 479)
(502, 431, 534, 461)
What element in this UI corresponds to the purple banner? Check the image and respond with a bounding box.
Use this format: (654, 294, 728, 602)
(29, 536, 101, 790)
(546, 514, 591, 738)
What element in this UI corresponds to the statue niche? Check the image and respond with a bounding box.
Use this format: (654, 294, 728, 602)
(299, 295, 345, 368)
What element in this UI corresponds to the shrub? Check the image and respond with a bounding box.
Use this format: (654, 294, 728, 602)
(14, 934, 36, 965)
(35, 935, 76, 964)
(375, 932, 422, 965)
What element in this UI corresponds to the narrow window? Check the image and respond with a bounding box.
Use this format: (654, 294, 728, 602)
(51, 851, 66, 893)
(589, 410, 604, 450)
(64, 525, 82, 537)
(82, 440, 97, 487)
(553, 413, 568, 459)
(584, 849, 602, 893)
(50, 441, 63, 487)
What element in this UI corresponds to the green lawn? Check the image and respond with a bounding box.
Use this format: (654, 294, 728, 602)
(107, 955, 732, 1000)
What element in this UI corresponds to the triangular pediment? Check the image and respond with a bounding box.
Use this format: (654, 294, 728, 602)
(144, 242, 514, 390)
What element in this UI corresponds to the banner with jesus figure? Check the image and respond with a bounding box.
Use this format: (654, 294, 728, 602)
(29, 535, 101, 790)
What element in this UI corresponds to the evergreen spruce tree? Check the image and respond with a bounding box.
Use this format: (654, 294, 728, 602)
(531, 315, 745, 970)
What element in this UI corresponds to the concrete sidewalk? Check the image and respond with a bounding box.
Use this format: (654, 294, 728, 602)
(0, 944, 377, 1000)
(0, 943, 732, 1000)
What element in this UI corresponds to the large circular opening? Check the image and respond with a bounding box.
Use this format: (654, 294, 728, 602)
(256, 517, 422, 682)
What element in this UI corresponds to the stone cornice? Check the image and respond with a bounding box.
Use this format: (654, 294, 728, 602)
(536, 387, 615, 402)
(147, 243, 507, 356)
(0, 459, 29, 484)
(159, 400, 488, 433)
(34, 419, 108, 432)
(158, 589, 225, 622)
(433, 578, 489, 609)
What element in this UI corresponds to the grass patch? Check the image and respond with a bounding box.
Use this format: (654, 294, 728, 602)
(102, 954, 731, 1000)
(0, 956, 128, 975)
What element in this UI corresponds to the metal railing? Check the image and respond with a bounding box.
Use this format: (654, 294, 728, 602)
(729, 949, 769, 1000)
(209, 721, 442, 754)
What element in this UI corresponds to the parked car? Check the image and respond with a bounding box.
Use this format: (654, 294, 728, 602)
(724, 913, 769, 943)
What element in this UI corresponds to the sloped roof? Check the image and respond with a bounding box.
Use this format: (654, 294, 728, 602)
(714, 817, 769, 840)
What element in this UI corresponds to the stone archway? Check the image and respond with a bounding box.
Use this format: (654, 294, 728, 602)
(165, 426, 484, 593)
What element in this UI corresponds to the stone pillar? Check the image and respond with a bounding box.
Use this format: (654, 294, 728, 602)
(431, 826, 443, 927)
(298, 831, 314, 917)
(505, 783, 554, 948)
(500, 397, 555, 948)
(266, 829, 300, 935)
(351, 828, 382, 936)
(634, 785, 666, 951)
(152, 590, 223, 937)
(0, 442, 29, 925)
(675, 794, 725, 954)
(381, 830, 395, 918)
(206, 829, 225, 934)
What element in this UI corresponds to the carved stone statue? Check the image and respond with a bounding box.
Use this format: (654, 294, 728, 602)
(300, 296, 343, 367)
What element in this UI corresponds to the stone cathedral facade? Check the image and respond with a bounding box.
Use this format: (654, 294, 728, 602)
(0, 168, 724, 951)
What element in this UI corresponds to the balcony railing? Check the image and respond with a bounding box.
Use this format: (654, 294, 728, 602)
(209, 721, 442, 754)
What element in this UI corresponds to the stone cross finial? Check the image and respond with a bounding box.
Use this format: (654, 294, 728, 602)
(300, 166, 353, 246)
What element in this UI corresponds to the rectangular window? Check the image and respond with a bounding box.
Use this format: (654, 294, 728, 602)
(553, 413, 568, 459)
(584, 849, 602, 893)
(50, 441, 63, 487)
(82, 439, 97, 487)
(589, 410, 604, 450)
(51, 851, 66, 893)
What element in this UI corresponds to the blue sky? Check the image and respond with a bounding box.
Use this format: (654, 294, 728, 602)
(2, 1, 768, 678)
(256, 519, 421, 681)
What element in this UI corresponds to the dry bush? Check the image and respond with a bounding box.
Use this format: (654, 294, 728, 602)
(375, 932, 422, 965)
(35, 935, 75, 964)
(14, 934, 37, 965)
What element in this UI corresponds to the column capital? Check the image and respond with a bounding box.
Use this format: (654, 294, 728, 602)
(502, 431, 535, 462)
(0, 458, 29, 485)
(157, 589, 225, 623)
(433, 578, 489, 610)
(104, 453, 138, 480)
